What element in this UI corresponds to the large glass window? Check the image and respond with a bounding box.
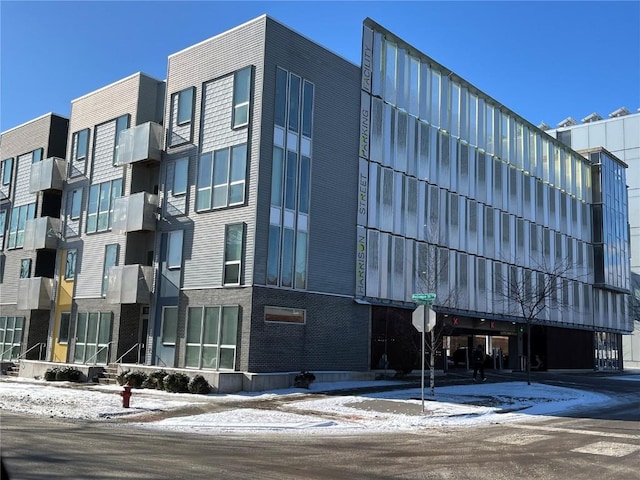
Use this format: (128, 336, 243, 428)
(173, 157, 189, 195)
(70, 188, 82, 220)
(1, 158, 13, 185)
(166, 230, 183, 269)
(7, 203, 35, 249)
(19, 259, 31, 278)
(264, 306, 305, 324)
(161, 306, 178, 345)
(177, 87, 194, 125)
(232, 67, 251, 128)
(113, 114, 130, 165)
(0, 210, 6, 248)
(275, 68, 288, 128)
(196, 144, 247, 211)
(102, 244, 119, 297)
(71, 129, 90, 175)
(73, 312, 112, 364)
(86, 179, 122, 233)
(224, 223, 244, 285)
(65, 249, 77, 280)
(185, 306, 239, 370)
(58, 312, 71, 344)
(0, 317, 24, 360)
(288, 74, 301, 132)
(32, 148, 43, 164)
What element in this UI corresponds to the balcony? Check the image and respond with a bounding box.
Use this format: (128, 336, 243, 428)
(112, 192, 158, 234)
(29, 157, 67, 193)
(115, 122, 163, 166)
(17, 277, 53, 310)
(106, 264, 153, 304)
(23, 217, 60, 251)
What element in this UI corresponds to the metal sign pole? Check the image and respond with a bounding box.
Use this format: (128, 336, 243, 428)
(421, 305, 426, 414)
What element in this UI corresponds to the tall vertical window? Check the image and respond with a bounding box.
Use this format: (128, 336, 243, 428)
(196, 144, 247, 211)
(113, 114, 130, 165)
(224, 223, 244, 285)
(177, 87, 194, 125)
(65, 249, 77, 280)
(232, 67, 251, 128)
(71, 129, 90, 174)
(7, 203, 36, 249)
(0, 317, 24, 360)
(70, 188, 82, 220)
(74, 312, 112, 364)
(0, 209, 6, 248)
(185, 306, 239, 370)
(288, 74, 301, 132)
(161, 306, 178, 345)
(173, 157, 189, 195)
(32, 148, 43, 164)
(274, 68, 288, 128)
(102, 244, 119, 296)
(166, 230, 183, 269)
(2, 158, 13, 185)
(86, 179, 122, 233)
(58, 312, 71, 344)
(20, 259, 31, 278)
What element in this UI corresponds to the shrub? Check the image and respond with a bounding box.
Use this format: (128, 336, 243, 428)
(44, 367, 60, 381)
(163, 372, 190, 393)
(142, 370, 167, 390)
(188, 375, 211, 395)
(294, 370, 316, 388)
(66, 367, 82, 382)
(118, 370, 148, 388)
(115, 369, 131, 386)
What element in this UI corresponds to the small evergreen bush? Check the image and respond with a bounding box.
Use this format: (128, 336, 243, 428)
(142, 370, 167, 390)
(163, 372, 190, 393)
(44, 367, 60, 381)
(117, 370, 148, 388)
(115, 369, 131, 386)
(188, 375, 211, 395)
(294, 371, 316, 388)
(45, 366, 82, 382)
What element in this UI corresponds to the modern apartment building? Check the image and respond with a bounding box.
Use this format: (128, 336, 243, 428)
(0, 15, 632, 391)
(546, 110, 640, 368)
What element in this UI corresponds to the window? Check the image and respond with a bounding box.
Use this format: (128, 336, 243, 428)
(274, 67, 288, 128)
(166, 230, 183, 269)
(161, 306, 178, 345)
(58, 312, 71, 344)
(65, 249, 77, 280)
(224, 223, 244, 285)
(70, 188, 82, 220)
(7, 203, 36, 249)
(288, 74, 301, 132)
(173, 158, 189, 195)
(113, 114, 130, 165)
(196, 144, 247, 211)
(2, 158, 13, 185)
(72, 129, 90, 173)
(176, 87, 194, 125)
(86, 179, 122, 233)
(32, 148, 43, 164)
(0, 317, 25, 360)
(264, 306, 305, 324)
(0, 209, 6, 248)
(73, 312, 112, 364)
(102, 244, 119, 296)
(232, 67, 252, 128)
(20, 259, 31, 278)
(185, 306, 239, 370)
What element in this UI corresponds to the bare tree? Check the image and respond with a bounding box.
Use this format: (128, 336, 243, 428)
(494, 256, 576, 385)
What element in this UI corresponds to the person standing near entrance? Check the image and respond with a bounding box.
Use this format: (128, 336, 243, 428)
(472, 345, 486, 382)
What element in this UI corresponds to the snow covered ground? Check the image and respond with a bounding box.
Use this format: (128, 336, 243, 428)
(3, 374, 636, 435)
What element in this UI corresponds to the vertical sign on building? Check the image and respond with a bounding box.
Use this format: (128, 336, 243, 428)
(356, 26, 374, 298)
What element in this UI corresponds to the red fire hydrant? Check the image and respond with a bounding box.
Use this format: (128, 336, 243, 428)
(120, 384, 133, 408)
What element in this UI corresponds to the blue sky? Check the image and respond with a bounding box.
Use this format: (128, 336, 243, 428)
(1, 1, 639, 132)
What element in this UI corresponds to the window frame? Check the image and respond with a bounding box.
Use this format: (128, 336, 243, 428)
(113, 114, 130, 165)
(7, 203, 35, 250)
(185, 305, 239, 370)
(19, 258, 31, 279)
(58, 312, 71, 344)
(0, 209, 6, 249)
(161, 306, 178, 346)
(2, 158, 13, 185)
(32, 148, 44, 164)
(196, 144, 247, 212)
(264, 306, 306, 324)
(176, 87, 195, 126)
(70, 188, 82, 220)
(166, 230, 183, 270)
(65, 249, 77, 280)
(71, 129, 90, 175)
(223, 223, 244, 286)
(173, 157, 189, 196)
(101, 244, 119, 297)
(232, 67, 252, 129)
(86, 179, 122, 234)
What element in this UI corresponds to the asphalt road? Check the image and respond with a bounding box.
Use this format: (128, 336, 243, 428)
(2, 373, 639, 480)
